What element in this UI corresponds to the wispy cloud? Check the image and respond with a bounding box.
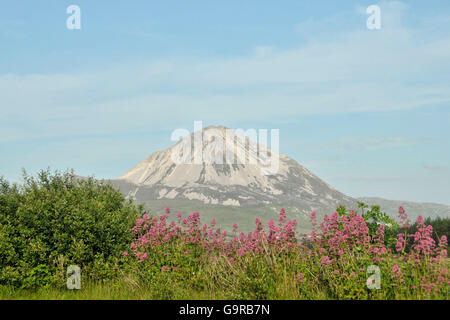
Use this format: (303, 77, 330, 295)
(423, 163, 449, 170)
(329, 173, 406, 182)
(1, 1, 450, 144)
(329, 136, 425, 152)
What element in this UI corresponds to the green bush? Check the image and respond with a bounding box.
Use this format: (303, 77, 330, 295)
(403, 216, 450, 249)
(335, 203, 399, 249)
(0, 169, 141, 288)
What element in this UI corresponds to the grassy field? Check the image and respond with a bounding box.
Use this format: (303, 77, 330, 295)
(1, 259, 448, 300)
(0, 281, 223, 300)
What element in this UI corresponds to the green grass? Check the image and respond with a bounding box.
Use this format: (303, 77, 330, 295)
(0, 280, 227, 300)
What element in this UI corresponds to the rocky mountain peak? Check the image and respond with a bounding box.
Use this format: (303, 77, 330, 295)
(117, 125, 355, 212)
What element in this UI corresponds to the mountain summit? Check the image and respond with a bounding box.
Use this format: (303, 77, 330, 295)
(116, 126, 356, 214)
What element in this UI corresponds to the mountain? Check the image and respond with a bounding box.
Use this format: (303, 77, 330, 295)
(109, 125, 449, 232)
(111, 126, 356, 232)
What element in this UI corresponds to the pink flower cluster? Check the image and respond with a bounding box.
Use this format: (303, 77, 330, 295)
(125, 205, 448, 294)
(127, 208, 302, 263)
(312, 210, 371, 259)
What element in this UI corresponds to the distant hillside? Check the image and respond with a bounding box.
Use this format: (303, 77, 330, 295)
(358, 197, 450, 221)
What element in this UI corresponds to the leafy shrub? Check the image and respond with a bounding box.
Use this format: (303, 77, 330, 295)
(405, 216, 450, 243)
(23, 264, 53, 289)
(357, 202, 399, 248)
(0, 169, 141, 288)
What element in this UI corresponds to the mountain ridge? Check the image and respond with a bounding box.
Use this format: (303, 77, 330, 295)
(106, 125, 449, 231)
(116, 126, 356, 214)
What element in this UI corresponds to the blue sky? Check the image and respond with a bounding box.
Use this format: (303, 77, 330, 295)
(0, 0, 449, 204)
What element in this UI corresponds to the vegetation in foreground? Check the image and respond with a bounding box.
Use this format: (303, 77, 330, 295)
(0, 170, 448, 300)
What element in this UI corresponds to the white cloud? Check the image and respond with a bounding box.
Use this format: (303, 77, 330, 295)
(423, 163, 449, 170)
(329, 136, 422, 152)
(1, 1, 450, 143)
